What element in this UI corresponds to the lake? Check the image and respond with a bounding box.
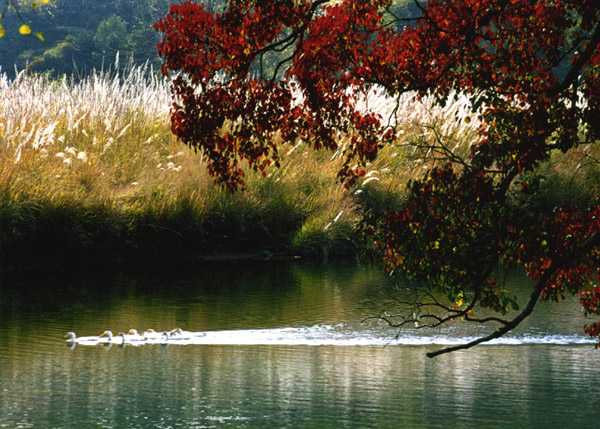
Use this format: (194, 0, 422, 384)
(1, 261, 599, 428)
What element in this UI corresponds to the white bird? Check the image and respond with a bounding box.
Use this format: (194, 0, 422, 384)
(169, 328, 207, 339)
(122, 329, 147, 342)
(140, 329, 170, 343)
(142, 328, 162, 339)
(65, 327, 206, 346)
(64, 332, 105, 343)
(65, 330, 121, 344)
(168, 328, 200, 340)
(98, 330, 115, 342)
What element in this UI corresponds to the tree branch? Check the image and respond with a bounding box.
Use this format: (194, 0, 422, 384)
(426, 230, 600, 357)
(549, 22, 600, 97)
(426, 285, 542, 358)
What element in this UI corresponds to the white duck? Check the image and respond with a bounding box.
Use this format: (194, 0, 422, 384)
(142, 328, 164, 339)
(140, 329, 170, 343)
(65, 328, 206, 345)
(98, 330, 116, 343)
(64, 332, 102, 343)
(121, 329, 147, 342)
(167, 328, 192, 340)
(65, 331, 117, 343)
(167, 328, 207, 340)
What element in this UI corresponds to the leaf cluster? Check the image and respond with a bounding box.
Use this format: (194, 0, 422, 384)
(154, 0, 600, 354)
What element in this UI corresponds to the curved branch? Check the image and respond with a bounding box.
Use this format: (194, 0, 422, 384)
(270, 31, 304, 81)
(426, 285, 542, 358)
(427, 230, 600, 358)
(549, 21, 600, 97)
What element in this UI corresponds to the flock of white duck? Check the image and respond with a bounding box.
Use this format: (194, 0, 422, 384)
(65, 328, 206, 347)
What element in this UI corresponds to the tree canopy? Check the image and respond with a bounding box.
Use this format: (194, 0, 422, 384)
(155, 0, 600, 356)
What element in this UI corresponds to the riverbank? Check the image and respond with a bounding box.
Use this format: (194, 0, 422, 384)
(1, 66, 598, 272)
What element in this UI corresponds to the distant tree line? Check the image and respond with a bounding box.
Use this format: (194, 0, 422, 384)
(0, 0, 421, 78)
(0, 0, 179, 77)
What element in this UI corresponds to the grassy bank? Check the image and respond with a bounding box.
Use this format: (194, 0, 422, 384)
(1, 64, 598, 270)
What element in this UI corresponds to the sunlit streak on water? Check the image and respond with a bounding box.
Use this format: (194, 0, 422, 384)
(67, 323, 596, 348)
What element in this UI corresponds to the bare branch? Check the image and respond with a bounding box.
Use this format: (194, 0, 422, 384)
(549, 22, 600, 97)
(426, 285, 542, 358)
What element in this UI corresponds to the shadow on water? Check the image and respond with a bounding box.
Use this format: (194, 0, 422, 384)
(0, 260, 395, 335)
(0, 260, 303, 312)
(0, 261, 595, 339)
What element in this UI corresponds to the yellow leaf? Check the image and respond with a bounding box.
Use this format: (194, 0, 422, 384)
(41, 0, 50, 3)
(35, 32, 45, 41)
(19, 24, 32, 35)
(0, 24, 4, 38)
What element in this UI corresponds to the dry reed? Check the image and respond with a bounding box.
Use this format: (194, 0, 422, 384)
(3, 62, 592, 267)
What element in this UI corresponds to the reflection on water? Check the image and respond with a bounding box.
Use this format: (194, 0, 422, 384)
(1, 261, 599, 428)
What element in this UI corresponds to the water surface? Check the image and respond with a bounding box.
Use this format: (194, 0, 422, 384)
(1, 262, 599, 428)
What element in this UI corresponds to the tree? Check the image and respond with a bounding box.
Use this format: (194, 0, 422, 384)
(155, 0, 600, 356)
(93, 14, 130, 57)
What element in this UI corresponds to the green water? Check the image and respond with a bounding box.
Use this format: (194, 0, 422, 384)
(1, 262, 599, 428)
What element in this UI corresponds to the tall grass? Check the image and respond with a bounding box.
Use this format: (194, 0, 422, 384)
(0, 61, 359, 266)
(2, 62, 595, 268)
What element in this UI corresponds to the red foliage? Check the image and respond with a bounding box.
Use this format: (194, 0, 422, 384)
(582, 287, 600, 346)
(156, 1, 600, 346)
